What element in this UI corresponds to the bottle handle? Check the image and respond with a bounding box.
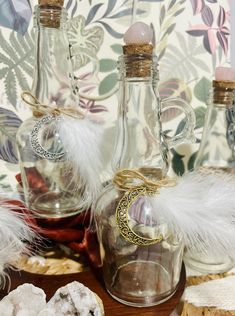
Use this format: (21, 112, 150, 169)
(161, 97, 196, 148)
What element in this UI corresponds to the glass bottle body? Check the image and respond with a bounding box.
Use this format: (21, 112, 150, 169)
(184, 86, 235, 273)
(17, 5, 82, 218)
(196, 101, 235, 169)
(96, 184, 184, 307)
(95, 54, 194, 306)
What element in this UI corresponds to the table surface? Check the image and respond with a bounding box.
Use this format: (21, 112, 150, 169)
(0, 265, 186, 316)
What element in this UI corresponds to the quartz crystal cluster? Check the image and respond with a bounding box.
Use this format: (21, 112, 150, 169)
(0, 281, 104, 316)
(0, 284, 46, 316)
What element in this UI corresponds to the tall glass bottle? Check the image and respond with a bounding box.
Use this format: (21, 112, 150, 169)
(94, 49, 195, 306)
(184, 76, 235, 273)
(16, 0, 83, 218)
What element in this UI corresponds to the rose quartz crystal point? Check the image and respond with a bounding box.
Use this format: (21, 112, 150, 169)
(215, 67, 235, 81)
(123, 21, 153, 45)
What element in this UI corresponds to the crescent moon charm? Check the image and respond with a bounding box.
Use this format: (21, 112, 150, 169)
(30, 115, 65, 160)
(116, 186, 163, 246)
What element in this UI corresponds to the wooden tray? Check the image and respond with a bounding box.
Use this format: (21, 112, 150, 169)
(0, 265, 186, 316)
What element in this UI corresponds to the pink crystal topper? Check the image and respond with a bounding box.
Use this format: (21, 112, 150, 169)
(215, 67, 235, 82)
(124, 21, 153, 45)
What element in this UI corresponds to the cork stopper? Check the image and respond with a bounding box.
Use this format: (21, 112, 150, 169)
(211, 67, 235, 107)
(39, 0, 64, 7)
(213, 80, 235, 90)
(38, 0, 64, 28)
(122, 22, 154, 77)
(212, 80, 235, 107)
(123, 44, 153, 55)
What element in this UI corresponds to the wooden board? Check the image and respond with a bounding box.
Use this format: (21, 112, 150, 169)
(0, 265, 186, 316)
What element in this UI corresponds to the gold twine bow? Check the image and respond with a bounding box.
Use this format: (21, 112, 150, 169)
(113, 169, 177, 246)
(21, 91, 85, 119)
(113, 168, 176, 193)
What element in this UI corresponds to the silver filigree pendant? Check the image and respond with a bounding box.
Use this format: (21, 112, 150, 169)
(30, 115, 65, 160)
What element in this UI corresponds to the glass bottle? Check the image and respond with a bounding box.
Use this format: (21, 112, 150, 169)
(94, 51, 196, 307)
(184, 78, 235, 273)
(16, 0, 84, 218)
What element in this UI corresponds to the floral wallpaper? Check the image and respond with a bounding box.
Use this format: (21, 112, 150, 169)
(0, 0, 231, 189)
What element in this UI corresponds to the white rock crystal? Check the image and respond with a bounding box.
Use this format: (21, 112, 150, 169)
(37, 309, 55, 316)
(123, 21, 153, 45)
(0, 283, 47, 316)
(46, 281, 104, 316)
(0, 281, 104, 316)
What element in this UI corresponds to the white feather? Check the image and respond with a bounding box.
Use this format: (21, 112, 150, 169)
(149, 171, 235, 256)
(0, 203, 35, 288)
(58, 116, 104, 210)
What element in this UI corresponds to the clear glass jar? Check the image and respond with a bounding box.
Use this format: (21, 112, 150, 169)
(184, 79, 235, 273)
(16, 4, 84, 218)
(95, 53, 195, 307)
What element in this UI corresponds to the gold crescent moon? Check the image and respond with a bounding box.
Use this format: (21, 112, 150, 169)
(30, 115, 65, 160)
(116, 186, 163, 246)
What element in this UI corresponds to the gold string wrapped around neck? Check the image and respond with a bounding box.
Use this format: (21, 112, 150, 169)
(114, 169, 176, 246)
(21, 91, 85, 119)
(113, 169, 176, 192)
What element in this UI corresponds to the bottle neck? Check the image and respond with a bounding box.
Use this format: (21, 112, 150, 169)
(118, 53, 159, 80)
(112, 54, 168, 179)
(195, 84, 235, 169)
(36, 4, 67, 28)
(31, 5, 78, 107)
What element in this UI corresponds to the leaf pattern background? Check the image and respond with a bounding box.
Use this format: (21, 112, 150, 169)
(160, 32, 209, 82)
(0, 0, 32, 35)
(0, 29, 34, 107)
(187, 1, 229, 55)
(0, 0, 231, 188)
(0, 107, 22, 164)
(68, 15, 104, 70)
